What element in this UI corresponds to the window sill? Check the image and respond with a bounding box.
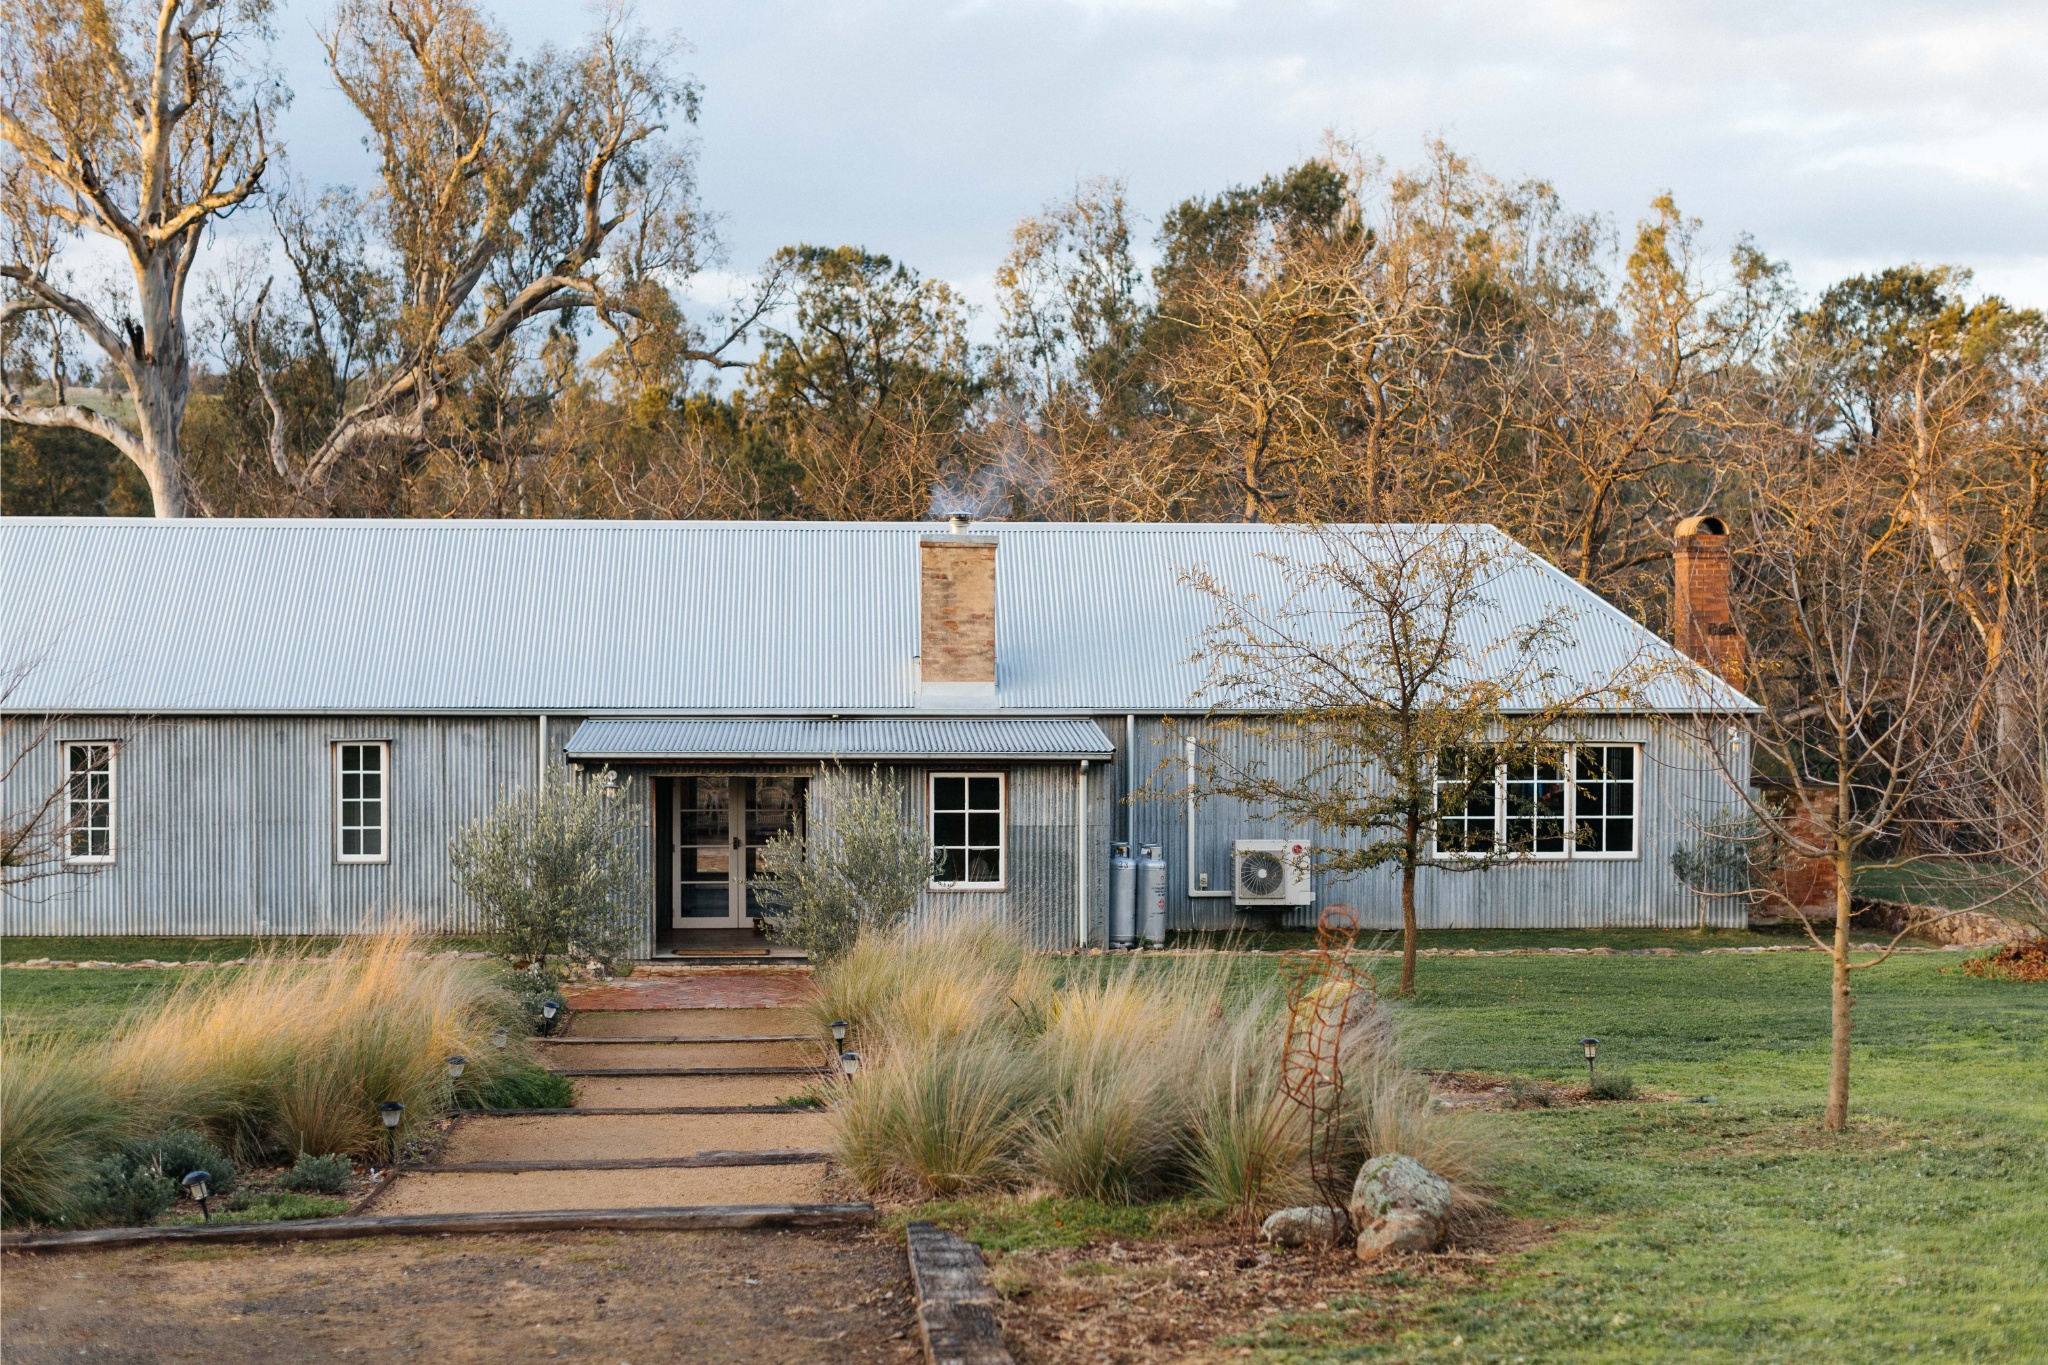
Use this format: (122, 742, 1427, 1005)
(928, 881, 1007, 894)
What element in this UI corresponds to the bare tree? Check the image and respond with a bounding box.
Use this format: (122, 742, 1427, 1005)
(1, 0, 278, 515)
(1703, 445, 2013, 1130)
(1183, 523, 1660, 995)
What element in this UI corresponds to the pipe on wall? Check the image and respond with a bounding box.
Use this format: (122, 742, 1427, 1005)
(538, 714, 548, 787)
(1184, 735, 1232, 902)
(1076, 758, 1090, 947)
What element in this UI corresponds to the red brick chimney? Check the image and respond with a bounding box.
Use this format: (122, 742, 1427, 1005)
(919, 526, 997, 696)
(1672, 516, 1746, 690)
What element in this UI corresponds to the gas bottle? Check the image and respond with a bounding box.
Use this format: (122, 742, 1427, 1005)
(1110, 843, 1137, 948)
(1139, 843, 1169, 947)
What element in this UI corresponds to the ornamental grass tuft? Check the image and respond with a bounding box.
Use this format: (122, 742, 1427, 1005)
(816, 920, 1492, 1215)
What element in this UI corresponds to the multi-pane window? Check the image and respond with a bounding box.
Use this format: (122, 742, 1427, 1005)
(336, 742, 388, 862)
(1435, 744, 1638, 859)
(931, 773, 1004, 886)
(65, 743, 114, 862)
(1572, 745, 1636, 855)
(1434, 751, 1497, 855)
(1503, 751, 1569, 856)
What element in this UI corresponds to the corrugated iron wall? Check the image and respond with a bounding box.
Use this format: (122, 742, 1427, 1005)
(2, 714, 562, 936)
(1117, 714, 1749, 931)
(5, 710, 1743, 940)
(803, 761, 1113, 951)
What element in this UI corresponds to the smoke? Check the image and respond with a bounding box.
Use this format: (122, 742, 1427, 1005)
(927, 406, 1058, 520)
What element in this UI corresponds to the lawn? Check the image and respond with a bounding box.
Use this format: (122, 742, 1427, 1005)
(954, 944, 2048, 1363)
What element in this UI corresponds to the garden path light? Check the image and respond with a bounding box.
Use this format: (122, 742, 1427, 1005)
(446, 1054, 467, 1080)
(1581, 1038, 1599, 1089)
(830, 1020, 848, 1046)
(379, 1101, 405, 1164)
(840, 1051, 860, 1079)
(181, 1170, 211, 1221)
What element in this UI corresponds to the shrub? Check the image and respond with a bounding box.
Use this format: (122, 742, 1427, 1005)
(755, 769, 937, 962)
(463, 1064, 576, 1111)
(68, 1155, 176, 1227)
(0, 1042, 120, 1225)
(834, 1026, 1038, 1197)
(450, 777, 644, 975)
(1589, 1071, 1639, 1101)
(1507, 1075, 1555, 1108)
(120, 1129, 238, 1196)
(278, 1152, 354, 1194)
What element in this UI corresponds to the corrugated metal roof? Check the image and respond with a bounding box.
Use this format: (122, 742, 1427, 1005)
(563, 718, 1115, 761)
(0, 518, 1755, 714)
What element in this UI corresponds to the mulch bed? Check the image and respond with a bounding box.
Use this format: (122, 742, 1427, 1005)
(564, 970, 816, 1011)
(1964, 939, 2048, 982)
(987, 1213, 1546, 1363)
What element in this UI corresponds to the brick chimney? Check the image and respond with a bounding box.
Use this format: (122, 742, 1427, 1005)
(1672, 516, 1745, 689)
(919, 526, 997, 696)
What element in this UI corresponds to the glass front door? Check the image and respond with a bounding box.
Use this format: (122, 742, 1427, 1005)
(673, 776, 806, 928)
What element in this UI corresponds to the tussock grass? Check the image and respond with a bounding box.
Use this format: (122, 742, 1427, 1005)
(1, 929, 534, 1226)
(818, 921, 1489, 1216)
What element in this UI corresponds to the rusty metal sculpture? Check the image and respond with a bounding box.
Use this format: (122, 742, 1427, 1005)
(1277, 904, 1378, 1228)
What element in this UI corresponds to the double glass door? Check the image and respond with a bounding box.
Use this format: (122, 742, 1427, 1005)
(673, 776, 804, 927)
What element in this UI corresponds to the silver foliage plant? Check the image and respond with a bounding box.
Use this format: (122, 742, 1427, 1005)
(754, 769, 937, 962)
(450, 775, 643, 975)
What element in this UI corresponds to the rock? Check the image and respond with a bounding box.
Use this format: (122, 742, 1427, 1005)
(1259, 1206, 1345, 1248)
(1349, 1155, 1453, 1260)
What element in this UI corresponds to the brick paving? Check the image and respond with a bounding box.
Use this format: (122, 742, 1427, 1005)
(563, 968, 816, 1011)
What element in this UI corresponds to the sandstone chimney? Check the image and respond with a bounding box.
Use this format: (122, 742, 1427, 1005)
(919, 529, 997, 696)
(1672, 516, 1745, 689)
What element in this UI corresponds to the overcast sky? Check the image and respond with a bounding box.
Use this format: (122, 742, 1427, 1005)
(264, 0, 2047, 318)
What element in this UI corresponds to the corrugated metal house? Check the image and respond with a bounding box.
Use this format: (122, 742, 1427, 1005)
(2, 517, 1756, 950)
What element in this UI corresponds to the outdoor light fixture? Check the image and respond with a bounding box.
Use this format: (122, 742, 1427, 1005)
(1581, 1038, 1600, 1089)
(492, 1028, 509, 1050)
(540, 998, 562, 1035)
(830, 1020, 848, 1046)
(181, 1170, 212, 1221)
(379, 1101, 405, 1165)
(446, 1054, 468, 1081)
(839, 1051, 861, 1079)
(604, 769, 620, 796)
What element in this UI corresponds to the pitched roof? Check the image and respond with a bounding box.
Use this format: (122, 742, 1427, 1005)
(0, 518, 1753, 715)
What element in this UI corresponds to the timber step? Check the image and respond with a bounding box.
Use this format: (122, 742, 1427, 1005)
(0, 1203, 877, 1254)
(548, 1065, 822, 1078)
(469, 1105, 820, 1117)
(410, 1149, 829, 1175)
(539, 1035, 810, 1045)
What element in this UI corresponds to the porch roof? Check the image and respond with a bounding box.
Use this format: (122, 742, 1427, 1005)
(562, 717, 1116, 763)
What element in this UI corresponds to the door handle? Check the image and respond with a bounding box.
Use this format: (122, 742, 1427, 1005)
(732, 836, 742, 850)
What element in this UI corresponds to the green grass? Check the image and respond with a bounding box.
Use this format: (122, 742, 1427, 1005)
(0, 969, 192, 1046)
(917, 948, 2045, 1362)
(1168, 926, 1886, 954)
(1, 935, 492, 963)
(896, 1195, 1196, 1251)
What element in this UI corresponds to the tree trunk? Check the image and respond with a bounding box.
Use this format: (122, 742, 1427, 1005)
(1824, 842, 1853, 1131)
(1399, 859, 1418, 996)
(129, 364, 190, 517)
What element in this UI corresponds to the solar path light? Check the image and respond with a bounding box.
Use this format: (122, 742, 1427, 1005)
(1581, 1038, 1599, 1089)
(446, 1054, 468, 1081)
(379, 1101, 405, 1164)
(830, 1020, 848, 1046)
(491, 1027, 509, 1051)
(540, 998, 562, 1034)
(181, 1170, 212, 1221)
(839, 1051, 861, 1080)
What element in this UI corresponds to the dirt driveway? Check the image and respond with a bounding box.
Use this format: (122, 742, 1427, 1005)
(1, 1227, 918, 1364)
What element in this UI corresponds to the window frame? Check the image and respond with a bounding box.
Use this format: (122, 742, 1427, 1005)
(1431, 743, 1641, 863)
(63, 741, 116, 865)
(927, 770, 1008, 892)
(334, 740, 391, 865)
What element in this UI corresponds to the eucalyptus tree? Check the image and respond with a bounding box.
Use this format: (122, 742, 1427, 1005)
(0, 0, 280, 515)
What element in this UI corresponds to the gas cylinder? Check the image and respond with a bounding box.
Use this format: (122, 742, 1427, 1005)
(1110, 843, 1138, 948)
(1139, 843, 1169, 947)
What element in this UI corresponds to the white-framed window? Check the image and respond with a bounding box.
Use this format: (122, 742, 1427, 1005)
(335, 741, 389, 863)
(930, 772, 1005, 889)
(1433, 743, 1639, 860)
(65, 742, 115, 863)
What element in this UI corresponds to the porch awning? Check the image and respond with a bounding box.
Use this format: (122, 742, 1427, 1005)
(561, 718, 1116, 763)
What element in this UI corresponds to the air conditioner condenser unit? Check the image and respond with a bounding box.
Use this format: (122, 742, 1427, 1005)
(1232, 838, 1314, 907)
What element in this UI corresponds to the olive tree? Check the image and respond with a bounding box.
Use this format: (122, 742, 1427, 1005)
(753, 769, 936, 962)
(450, 775, 642, 976)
